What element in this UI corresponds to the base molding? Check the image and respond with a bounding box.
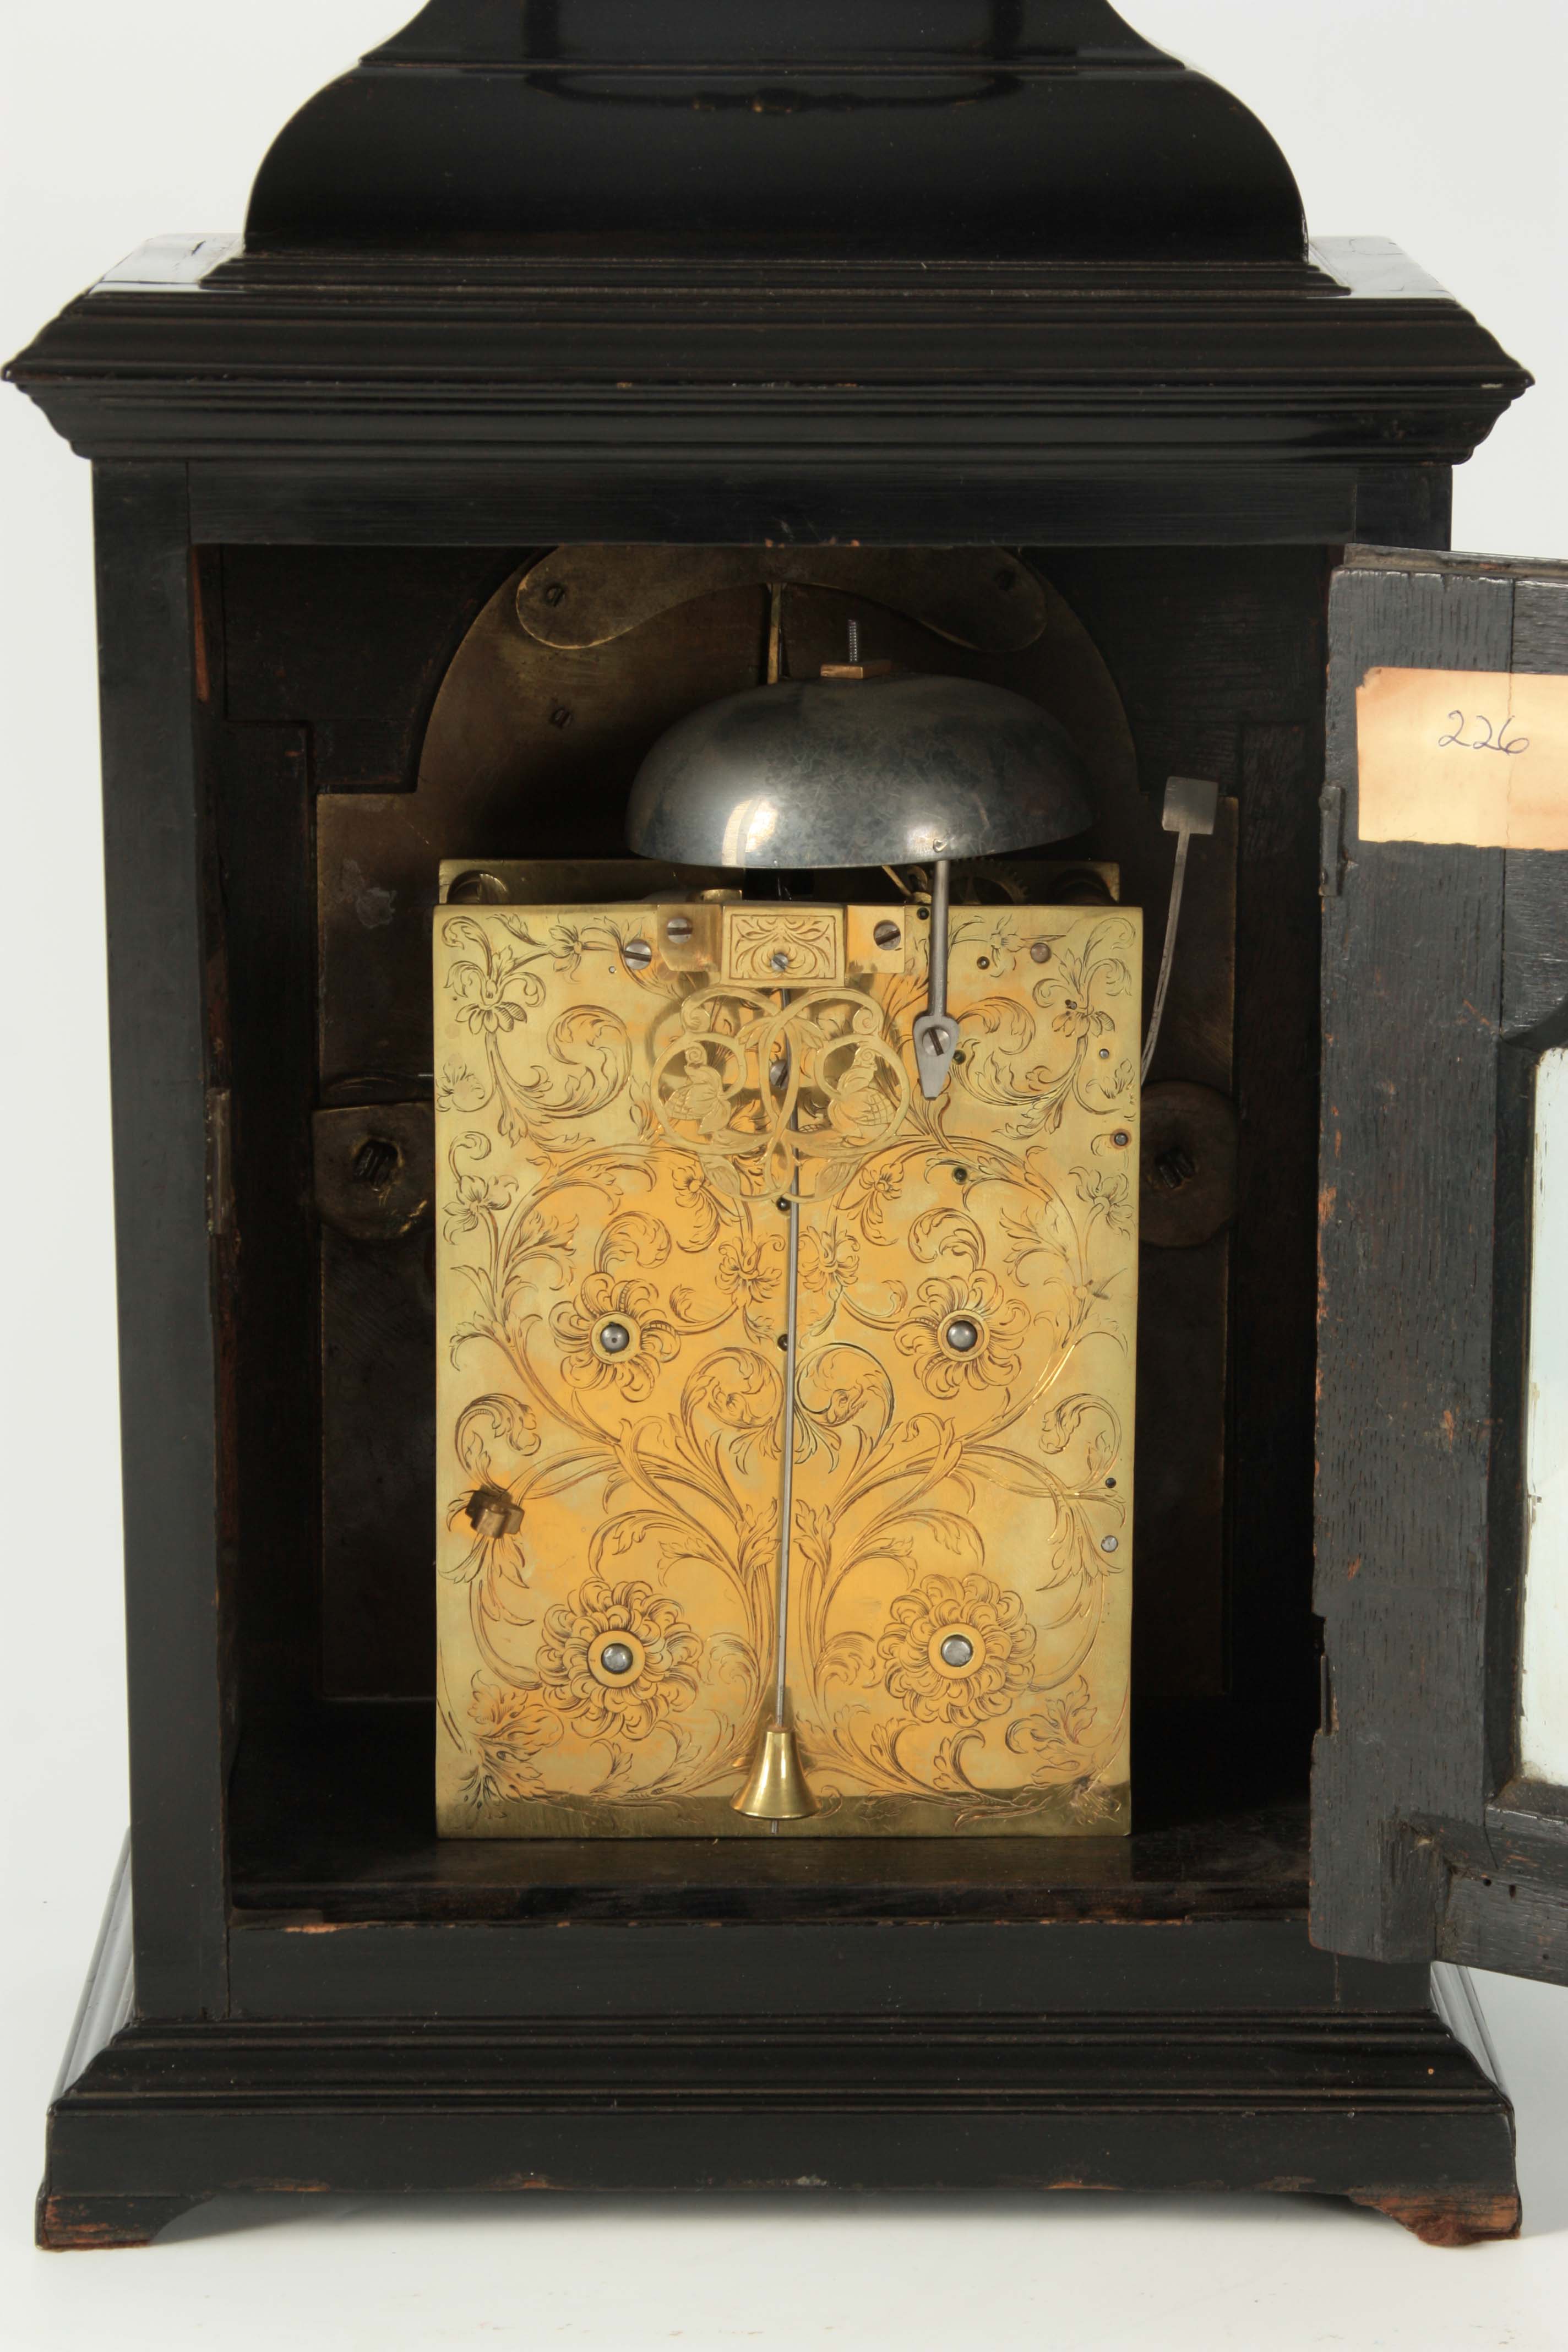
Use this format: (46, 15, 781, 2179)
(36, 1845, 1521, 2250)
(40, 2002, 1520, 2248)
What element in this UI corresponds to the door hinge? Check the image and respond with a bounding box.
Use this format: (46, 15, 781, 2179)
(206, 1086, 233, 1237)
(1319, 785, 1347, 899)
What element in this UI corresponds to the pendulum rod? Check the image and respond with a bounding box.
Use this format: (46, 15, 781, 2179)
(773, 1173, 802, 1729)
(732, 989, 819, 1821)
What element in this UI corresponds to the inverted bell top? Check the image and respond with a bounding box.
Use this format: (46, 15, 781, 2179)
(243, 2, 1306, 261)
(625, 673, 1092, 870)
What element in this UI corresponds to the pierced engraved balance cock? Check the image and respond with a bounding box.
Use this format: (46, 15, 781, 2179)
(434, 636, 1141, 1836)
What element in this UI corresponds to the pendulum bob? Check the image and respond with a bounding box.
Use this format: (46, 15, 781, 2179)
(733, 1706, 820, 1822)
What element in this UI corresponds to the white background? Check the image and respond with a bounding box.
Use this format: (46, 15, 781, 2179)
(2, 2, 1566, 2344)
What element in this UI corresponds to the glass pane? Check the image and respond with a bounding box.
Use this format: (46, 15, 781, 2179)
(1520, 1044, 1568, 1785)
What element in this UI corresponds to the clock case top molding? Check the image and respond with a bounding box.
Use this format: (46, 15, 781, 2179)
(7, 1, 1526, 542)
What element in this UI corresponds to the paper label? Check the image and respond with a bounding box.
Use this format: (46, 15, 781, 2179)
(1355, 666, 1568, 850)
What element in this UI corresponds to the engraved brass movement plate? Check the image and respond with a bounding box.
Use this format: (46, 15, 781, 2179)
(435, 897, 1140, 1835)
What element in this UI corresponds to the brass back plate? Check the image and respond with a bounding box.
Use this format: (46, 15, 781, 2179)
(434, 900, 1139, 1836)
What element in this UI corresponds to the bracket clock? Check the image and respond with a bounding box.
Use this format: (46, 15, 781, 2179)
(10, 0, 1568, 2250)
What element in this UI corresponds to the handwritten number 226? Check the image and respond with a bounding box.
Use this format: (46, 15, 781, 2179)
(1438, 711, 1532, 756)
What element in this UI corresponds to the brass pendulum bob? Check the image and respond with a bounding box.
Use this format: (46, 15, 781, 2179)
(732, 1070, 818, 1824)
(733, 1700, 819, 1823)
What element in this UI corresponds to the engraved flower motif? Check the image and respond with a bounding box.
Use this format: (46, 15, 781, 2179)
(435, 1057, 488, 1115)
(1073, 1167, 1134, 1236)
(450, 944, 544, 1035)
(801, 1224, 861, 1298)
(1042, 990, 1112, 1048)
(549, 1273, 679, 1401)
(535, 1577, 703, 1742)
(443, 1166, 518, 1239)
(876, 1571, 1036, 1725)
(894, 1272, 1029, 1398)
(716, 1238, 781, 1311)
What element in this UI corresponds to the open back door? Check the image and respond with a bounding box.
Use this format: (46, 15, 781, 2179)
(1315, 546, 1568, 1980)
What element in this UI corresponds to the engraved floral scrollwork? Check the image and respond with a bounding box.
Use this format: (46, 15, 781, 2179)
(649, 983, 909, 1199)
(460, 1675, 563, 1809)
(549, 1273, 679, 1399)
(435, 1010, 780, 1808)
(436, 902, 1136, 1832)
(894, 1273, 1030, 1398)
(439, 913, 637, 1147)
(955, 914, 1137, 1139)
(445, 928, 545, 1035)
(772, 907, 1137, 1823)
(724, 910, 842, 982)
(876, 1574, 1037, 1724)
(535, 1577, 704, 1741)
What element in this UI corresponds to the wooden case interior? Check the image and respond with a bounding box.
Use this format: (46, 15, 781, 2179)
(213, 539, 1327, 1926)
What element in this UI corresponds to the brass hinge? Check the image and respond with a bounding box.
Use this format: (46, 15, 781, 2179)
(1319, 785, 1348, 899)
